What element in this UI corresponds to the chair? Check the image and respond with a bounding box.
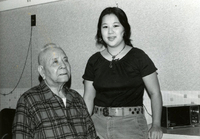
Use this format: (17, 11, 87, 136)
(0, 108, 15, 139)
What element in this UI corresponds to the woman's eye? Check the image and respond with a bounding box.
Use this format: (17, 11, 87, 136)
(102, 26, 108, 29)
(114, 24, 119, 27)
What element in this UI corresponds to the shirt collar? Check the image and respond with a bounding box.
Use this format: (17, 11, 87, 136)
(39, 81, 71, 101)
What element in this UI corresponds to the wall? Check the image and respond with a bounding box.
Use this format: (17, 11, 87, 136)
(0, 0, 62, 12)
(0, 0, 200, 123)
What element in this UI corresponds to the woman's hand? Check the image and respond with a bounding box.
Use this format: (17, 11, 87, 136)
(148, 125, 163, 139)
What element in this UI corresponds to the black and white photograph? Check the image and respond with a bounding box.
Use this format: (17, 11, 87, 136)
(0, 0, 200, 139)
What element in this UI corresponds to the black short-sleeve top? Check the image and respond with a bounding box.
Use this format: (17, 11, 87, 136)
(82, 47, 157, 107)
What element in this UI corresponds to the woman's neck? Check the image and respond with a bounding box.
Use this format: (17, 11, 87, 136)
(106, 42, 126, 55)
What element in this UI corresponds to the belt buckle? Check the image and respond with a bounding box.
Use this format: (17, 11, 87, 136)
(103, 107, 109, 116)
(111, 108, 123, 116)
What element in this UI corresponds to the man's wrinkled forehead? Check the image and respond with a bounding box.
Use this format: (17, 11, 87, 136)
(38, 47, 65, 65)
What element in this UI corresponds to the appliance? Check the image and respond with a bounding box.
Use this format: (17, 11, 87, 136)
(161, 104, 200, 129)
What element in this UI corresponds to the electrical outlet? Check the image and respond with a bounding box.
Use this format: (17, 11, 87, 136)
(31, 14, 36, 26)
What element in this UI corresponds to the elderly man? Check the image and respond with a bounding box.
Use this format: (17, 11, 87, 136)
(12, 43, 98, 139)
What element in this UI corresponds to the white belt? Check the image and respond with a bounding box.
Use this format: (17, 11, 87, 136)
(94, 106, 143, 117)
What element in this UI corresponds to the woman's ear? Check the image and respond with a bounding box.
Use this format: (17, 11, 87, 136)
(38, 65, 45, 80)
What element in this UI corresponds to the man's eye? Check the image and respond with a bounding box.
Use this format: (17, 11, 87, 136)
(64, 58, 68, 62)
(53, 60, 58, 64)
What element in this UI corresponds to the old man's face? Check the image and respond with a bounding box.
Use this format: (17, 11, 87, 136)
(40, 47, 71, 86)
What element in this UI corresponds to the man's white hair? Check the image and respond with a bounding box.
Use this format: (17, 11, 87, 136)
(38, 43, 61, 65)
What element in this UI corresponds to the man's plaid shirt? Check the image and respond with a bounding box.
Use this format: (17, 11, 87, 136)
(12, 81, 98, 139)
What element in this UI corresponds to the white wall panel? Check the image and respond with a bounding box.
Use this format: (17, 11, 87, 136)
(0, 0, 63, 12)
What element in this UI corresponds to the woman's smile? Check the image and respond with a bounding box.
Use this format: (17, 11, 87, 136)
(108, 36, 116, 41)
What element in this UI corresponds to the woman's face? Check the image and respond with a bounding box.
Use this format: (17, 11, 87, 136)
(41, 48, 71, 87)
(101, 14, 125, 48)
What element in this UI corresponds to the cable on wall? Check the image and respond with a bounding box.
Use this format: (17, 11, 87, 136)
(114, 0, 119, 7)
(30, 29, 33, 88)
(143, 104, 152, 117)
(0, 26, 33, 96)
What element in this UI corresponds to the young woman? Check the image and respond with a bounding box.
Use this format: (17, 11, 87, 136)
(83, 7, 163, 139)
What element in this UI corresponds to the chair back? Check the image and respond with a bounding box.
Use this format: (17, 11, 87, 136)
(0, 108, 15, 139)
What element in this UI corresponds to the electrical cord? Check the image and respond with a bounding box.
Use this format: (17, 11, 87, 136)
(0, 27, 33, 96)
(143, 104, 152, 117)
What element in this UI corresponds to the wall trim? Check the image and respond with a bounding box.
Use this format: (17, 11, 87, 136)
(0, 0, 63, 12)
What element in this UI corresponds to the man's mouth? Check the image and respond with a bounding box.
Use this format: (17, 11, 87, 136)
(59, 73, 68, 76)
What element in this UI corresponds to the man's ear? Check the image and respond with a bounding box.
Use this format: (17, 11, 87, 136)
(38, 65, 45, 79)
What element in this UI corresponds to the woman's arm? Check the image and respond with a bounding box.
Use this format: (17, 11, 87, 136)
(83, 80, 96, 115)
(142, 72, 163, 139)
